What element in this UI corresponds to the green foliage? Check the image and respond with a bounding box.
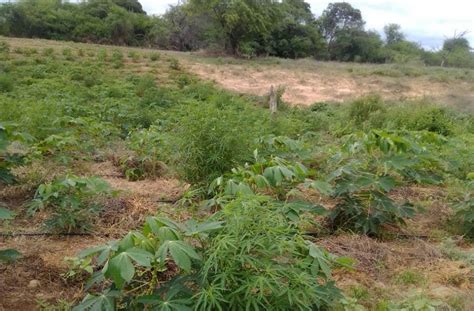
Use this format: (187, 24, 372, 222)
(111, 49, 124, 68)
(451, 181, 474, 239)
(121, 125, 166, 181)
(28, 175, 111, 233)
(324, 130, 444, 235)
(0, 206, 21, 263)
(0, 41, 9, 53)
(0, 73, 13, 93)
(349, 95, 385, 125)
(149, 52, 160, 61)
(74, 195, 346, 310)
(0, 123, 26, 184)
(172, 101, 266, 184)
(0, 248, 22, 263)
(194, 196, 344, 310)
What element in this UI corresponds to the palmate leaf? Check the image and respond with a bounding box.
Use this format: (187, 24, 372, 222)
(0, 207, 15, 220)
(184, 219, 224, 237)
(156, 241, 200, 272)
(73, 290, 120, 311)
(105, 248, 153, 288)
(137, 295, 192, 311)
(0, 249, 22, 263)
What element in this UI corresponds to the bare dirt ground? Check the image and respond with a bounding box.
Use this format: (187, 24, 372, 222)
(184, 59, 474, 110)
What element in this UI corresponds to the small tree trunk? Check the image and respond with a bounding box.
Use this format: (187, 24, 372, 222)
(269, 85, 277, 115)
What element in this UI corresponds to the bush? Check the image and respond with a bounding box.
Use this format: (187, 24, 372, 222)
(62, 48, 74, 61)
(74, 195, 346, 310)
(348, 95, 385, 125)
(120, 126, 166, 181)
(0, 74, 13, 93)
(194, 196, 343, 310)
(0, 41, 10, 53)
(149, 52, 160, 61)
(452, 181, 474, 239)
(42, 47, 55, 57)
(172, 102, 265, 183)
(28, 175, 111, 233)
(111, 49, 124, 68)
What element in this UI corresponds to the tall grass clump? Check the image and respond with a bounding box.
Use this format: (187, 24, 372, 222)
(349, 94, 385, 126)
(172, 101, 266, 184)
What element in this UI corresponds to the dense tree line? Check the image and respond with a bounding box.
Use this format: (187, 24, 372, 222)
(0, 0, 473, 68)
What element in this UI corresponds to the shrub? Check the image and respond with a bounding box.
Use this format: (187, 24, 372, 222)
(149, 52, 160, 61)
(28, 175, 111, 233)
(42, 47, 55, 57)
(389, 104, 454, 135)
(97, 49, 107, 62)
(62, 48, 74, 61)
(135, 74, 156, 97)
(0, 41, 10, 53)
(322, 130, 445, 235)
(0, 74, 13, 93)
(452, 181, 474, 239)
(349, 95, 385, 125)
(127, 50, 140, 62)
(74, 195, 347, 310)
(168, 57, 181, 70)
(120, 126, 166, 181)
(111, 50, 124, 68)
(172, 102, 265, 184)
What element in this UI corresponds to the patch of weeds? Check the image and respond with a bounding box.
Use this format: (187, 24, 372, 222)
(168, 57, 181, 70)
(97, 48, 107, 62)
(440, 238, 474, 266)
(62, 48, 74, 61)
(394, 269, 425, 286)
(0, 74, 13, 93)
(27, 175, 112, 233)
(42, 47, 55, 57)
(149, 52, 160, 61)
(127, 50, 140, 62)
(111, 49, 124, 68)
(0, 41, 10, 53)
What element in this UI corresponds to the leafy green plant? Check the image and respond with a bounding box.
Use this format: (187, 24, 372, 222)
(111, 50, 124, 68)
(0, 206, 22, 263)
(0, 41, 10, 53)
(74, 195, 348, 310)
(0, 123, 27, 184)
(349, 95, 385, 126)
(28, 175, 111, 233)
(172, 102, 266, 184)
(121, 125, 166, 181)
(42, 47, 55, 57)
(451, 181, 474, 239)
(149, 52, 160, 61)
(62, 48, 74, 61)
(322, 130, 443, 235)
(0, 73, 13, 93)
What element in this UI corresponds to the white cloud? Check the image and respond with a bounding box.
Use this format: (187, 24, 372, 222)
(148, 0, 474, 49)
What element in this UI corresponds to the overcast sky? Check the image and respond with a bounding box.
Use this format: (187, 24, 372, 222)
(142, 0, 474, 49)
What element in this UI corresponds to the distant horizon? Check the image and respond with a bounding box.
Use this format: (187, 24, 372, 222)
(1, 0, 472, 49)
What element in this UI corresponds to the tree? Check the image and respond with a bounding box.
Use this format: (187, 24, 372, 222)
(320, 2, 365, 45)
(441, 32, 473, 67)
(270, 0, 325, 58)
(384, 23, 405, 45)
(189, 0, 280, 55)
(112, 0, 146, 14)
(330, 29, 385, 63)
